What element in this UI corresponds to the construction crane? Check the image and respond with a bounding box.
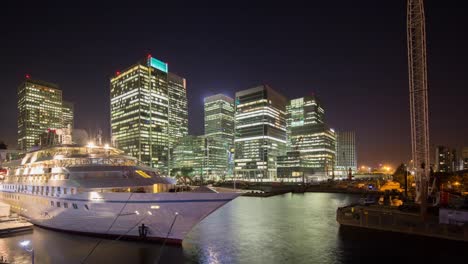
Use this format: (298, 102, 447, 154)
(407, 0, 430, 210)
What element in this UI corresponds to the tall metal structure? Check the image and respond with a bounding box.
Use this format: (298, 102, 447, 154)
(407, 0, 430, 204)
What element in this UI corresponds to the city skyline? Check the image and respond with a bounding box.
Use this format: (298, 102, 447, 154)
(1, 2, 467, 168)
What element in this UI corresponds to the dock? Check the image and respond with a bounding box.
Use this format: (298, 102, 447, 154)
(0, 217, 34, 236)
(336, 204, 468, 242)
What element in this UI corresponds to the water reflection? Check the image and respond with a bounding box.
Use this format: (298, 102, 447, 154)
(1, 193, 467, 263)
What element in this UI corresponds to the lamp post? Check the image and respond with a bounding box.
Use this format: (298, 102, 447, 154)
(19, 240, 34, 264)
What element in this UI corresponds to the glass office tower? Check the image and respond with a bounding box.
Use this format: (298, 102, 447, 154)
(278, 96, 336, 181)
(110, 55, 172, 172)
(234, 85, 287, 180)
(17, 78, 64, 151)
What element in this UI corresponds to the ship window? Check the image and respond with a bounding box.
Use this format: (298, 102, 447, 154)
(84, 204, 89, 210)
(57, 202, 61, 207)
(51, 201, 54, 206)
(64, 202, 68, 208)
(72, 203, 78, 209)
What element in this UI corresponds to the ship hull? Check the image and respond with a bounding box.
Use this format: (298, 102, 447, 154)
(1, 191, 239, 244)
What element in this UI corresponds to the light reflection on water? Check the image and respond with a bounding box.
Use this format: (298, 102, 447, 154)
(1, 193, 467, 264)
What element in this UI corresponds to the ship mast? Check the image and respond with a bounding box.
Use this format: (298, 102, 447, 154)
(407, 0, 430, 209)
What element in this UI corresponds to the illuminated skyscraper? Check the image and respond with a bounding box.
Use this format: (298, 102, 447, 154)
(204, 94, 235, 178)
(62, 101, 74, 129)
(17, 78, 64, 151)
(234, 85, 287, 180)
(278, 96, 336, 180)
(110, 55, 171, 171)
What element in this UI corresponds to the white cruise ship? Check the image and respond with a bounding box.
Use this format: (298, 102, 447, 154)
(0, 143, 239, 244)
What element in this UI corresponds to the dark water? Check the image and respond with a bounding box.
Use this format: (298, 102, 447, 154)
(1, 193, 467, 264)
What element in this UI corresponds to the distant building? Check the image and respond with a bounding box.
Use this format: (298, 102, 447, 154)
(204, 94, 235, 177)
(336, 131, 357, 176)
(18, 78, 64, 151)
(278, 96, 336, 181)
(62, 101, 74, 129)
(110, 55, 173, 172)
(234, 85, 287, 180)
(435, 146, 457, 173)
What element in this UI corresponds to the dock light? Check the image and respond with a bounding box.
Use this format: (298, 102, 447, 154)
(150, 205, 160, 209)
(175, 212, 179, 215)
(135, 211, 140, 215)
(19, 240, 34, 264)
(20, 240, 31, 247)
(104, 144, 110, 149)
(147, 211, 152, 215)
(87, 142, 95, 148)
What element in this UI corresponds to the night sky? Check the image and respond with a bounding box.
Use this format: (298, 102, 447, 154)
(1, 2, 467, 168)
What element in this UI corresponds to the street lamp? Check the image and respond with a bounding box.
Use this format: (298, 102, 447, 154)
(19, 240, 34, 264)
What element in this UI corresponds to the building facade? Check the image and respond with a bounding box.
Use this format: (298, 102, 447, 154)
(110, 55, 171, 172)
(17, 78, 64, 151)
(336, 131, 357, 176)
(62, 101, 74, 129)
(234, 85, 287, 180)
(204, 94, 235, 177)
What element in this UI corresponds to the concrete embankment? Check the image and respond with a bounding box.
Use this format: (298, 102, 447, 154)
(0, 218, 33, 236)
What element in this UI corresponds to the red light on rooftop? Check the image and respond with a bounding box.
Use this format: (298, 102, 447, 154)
(116, 71, 121, 76)
(25, 74, 31, 79)
(147, 53, 152, 59)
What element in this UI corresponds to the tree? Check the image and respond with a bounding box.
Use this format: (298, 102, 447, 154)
(0, 141, 7, 150)
(392, 163, 408, 187)
(172, 167, 194, 185)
